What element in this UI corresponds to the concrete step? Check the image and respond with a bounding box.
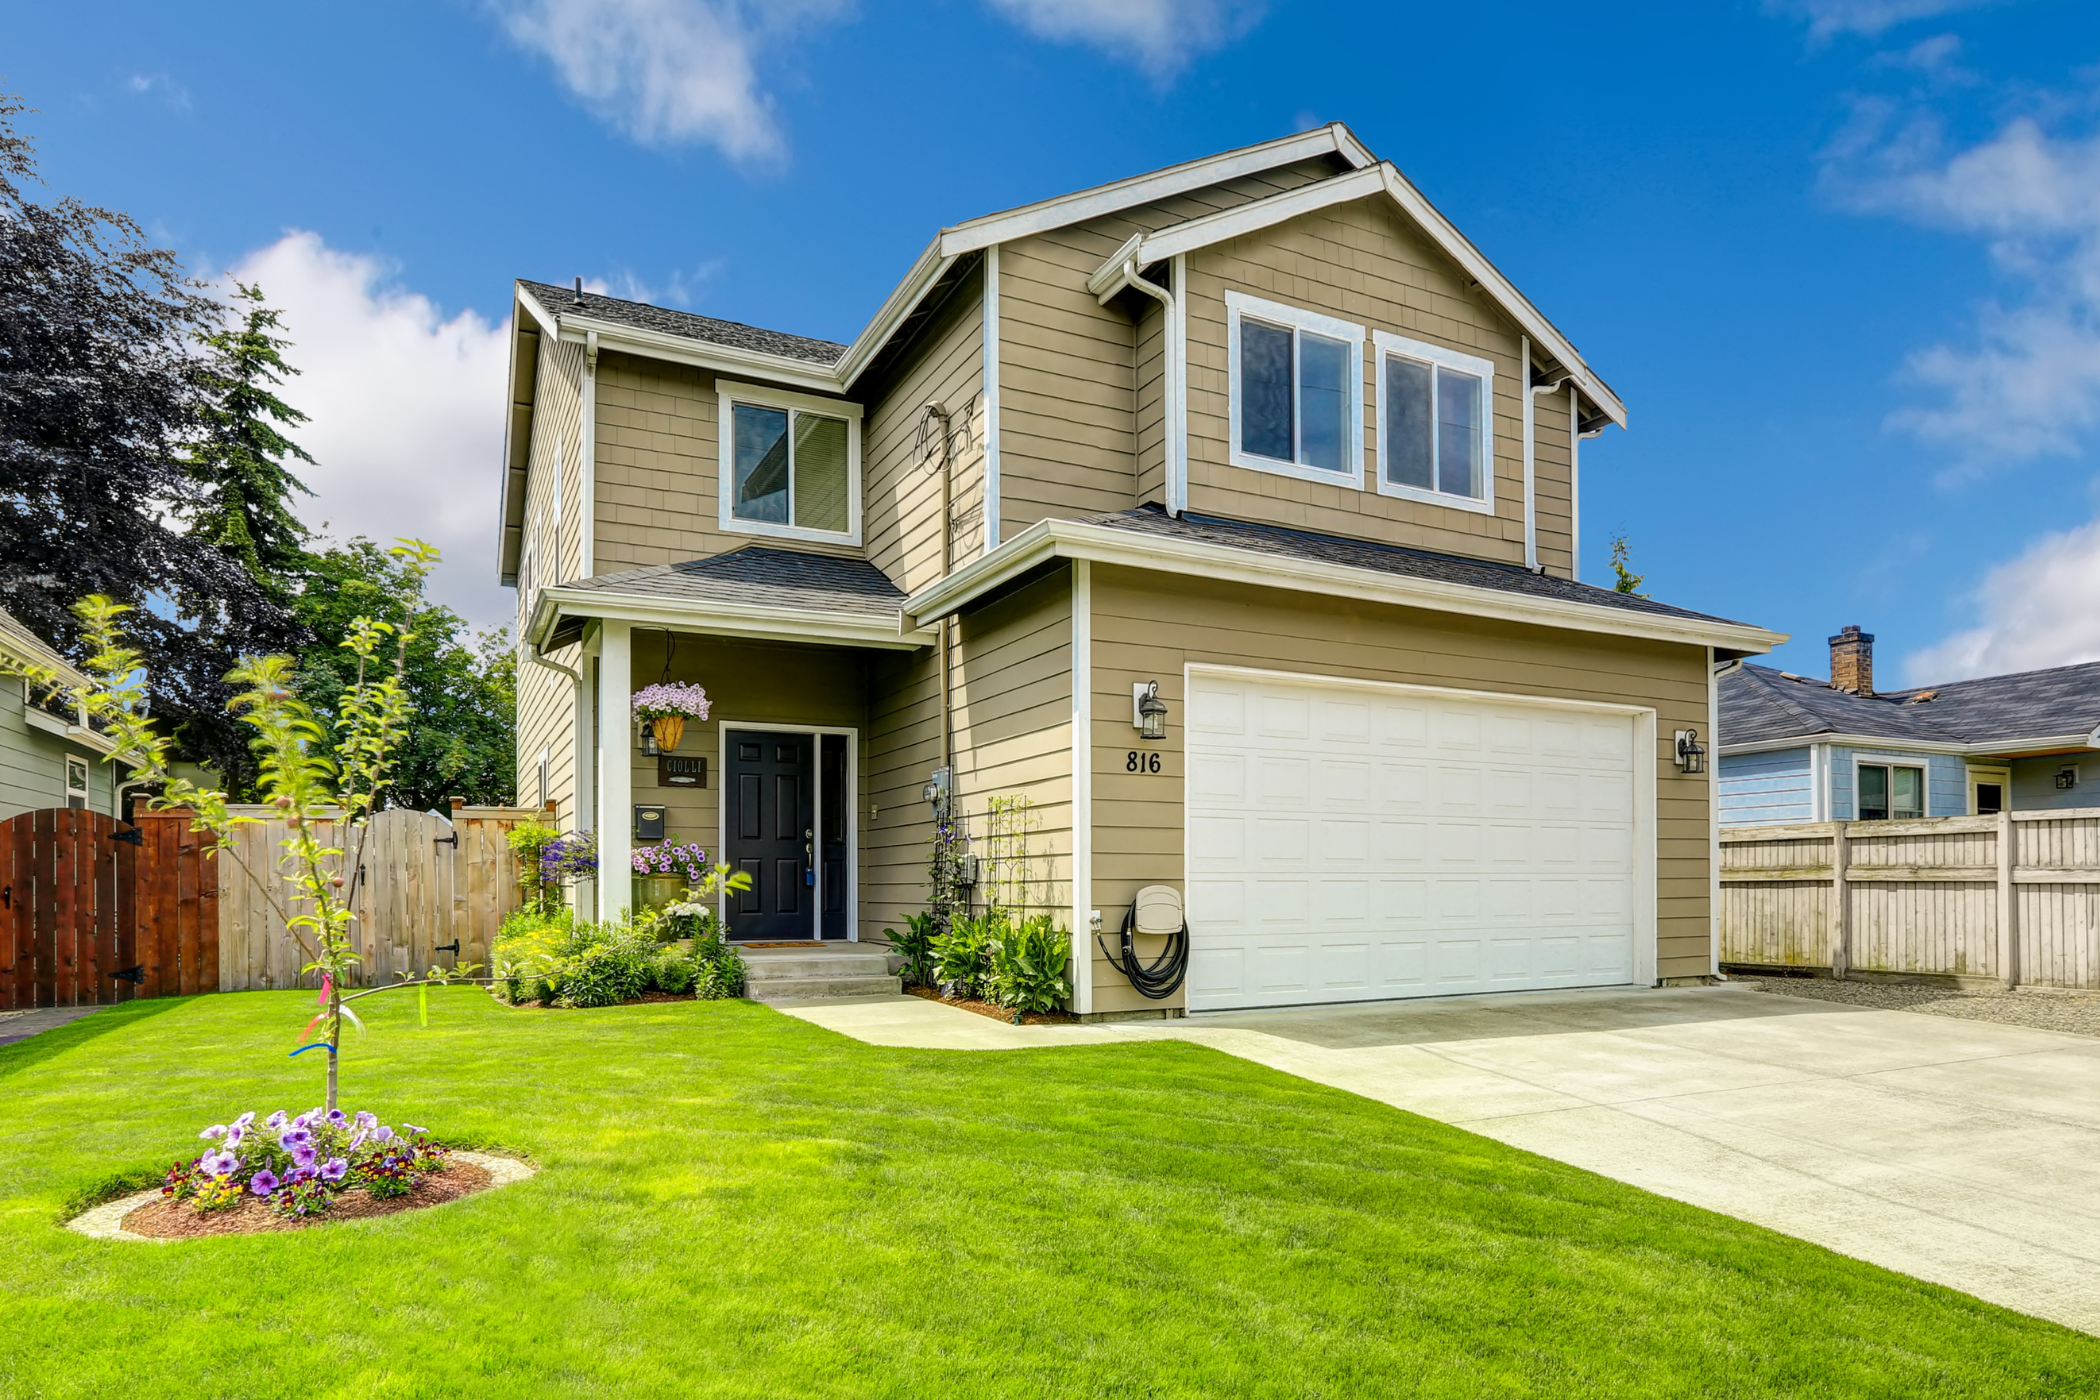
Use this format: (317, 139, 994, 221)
(746, 973, 903, 1004)
(741, 948, 893, 981)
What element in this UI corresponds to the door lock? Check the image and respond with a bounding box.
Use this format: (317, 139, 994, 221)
(805, 828, 815, 886)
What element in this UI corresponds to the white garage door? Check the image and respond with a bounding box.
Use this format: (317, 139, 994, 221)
(1185, 671, 1642, 1012)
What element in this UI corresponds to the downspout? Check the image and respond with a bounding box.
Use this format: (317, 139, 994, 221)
(525, 644, 584, 828)
(924, 402, 957, 778)
(1109, 257, 1185, 517)
(579, 330, 599, 579)
(1523, 343, 1572, 575)
(1571, 383, 1601, 584)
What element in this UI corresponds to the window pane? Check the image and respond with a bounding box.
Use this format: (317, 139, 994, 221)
(1976, 782, 2003, 815)
(1892, 767, 1924, 819)
(1437, 368, 1484, 499)
(1385, 355, 1433, 490)
(1858, 765, 1889, 821)
(732, 404, 790, 523)
(792, 413, 850, 533)
(1297, 331, 1349, 473)
(1240, 318, 1294, 461)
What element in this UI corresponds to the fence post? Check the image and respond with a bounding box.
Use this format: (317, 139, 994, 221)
(1997, 809, 2017, 991)
(1830, 821, 1850, 980)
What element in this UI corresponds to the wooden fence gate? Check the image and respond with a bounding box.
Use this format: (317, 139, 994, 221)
(216, 806, 537, 991)
(0, 808, 214, 1010)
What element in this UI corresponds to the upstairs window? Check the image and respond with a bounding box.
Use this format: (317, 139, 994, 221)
(1226, 291, 1364, 485)
(1374, 331, 1495, 515)
(66, 755, 88, 811)
(717, 381, 862, 545)
(1857, 762, 1924, 821)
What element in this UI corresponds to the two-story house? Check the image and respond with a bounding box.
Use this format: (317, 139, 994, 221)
(500, 125, 1782, 1019)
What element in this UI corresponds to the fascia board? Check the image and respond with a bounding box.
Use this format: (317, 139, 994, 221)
(1132, 167, 1386, 265)
(906, 519, 1784, 655)
(534, 586, 934, 651)
(23, 706, 118, 757)
(937, 125, 1370, 259)
(1719, 732, 2098, 758)
(555, 316, 845, 395)
(836, 241, 951, 388)
(514, 284, 560, 338)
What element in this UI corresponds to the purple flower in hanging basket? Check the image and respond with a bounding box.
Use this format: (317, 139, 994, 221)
(320, 1157, 349, 1182)
(630, 681, 712, 722)
(200, 1150, 238, 1177)
(249, 1170, 280, 1196)
(200, 1124, 227, 1140)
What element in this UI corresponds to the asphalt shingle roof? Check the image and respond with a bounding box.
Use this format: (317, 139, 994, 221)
(1722, 660, 2100, 750)
(561, 547, 906, 618)
(1083, 505, 1755, 628)
(518, 281, 847, 366)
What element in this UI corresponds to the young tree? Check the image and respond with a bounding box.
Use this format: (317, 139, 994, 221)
(1609, 534, 1648, 597)
(295, 539, 516, 808)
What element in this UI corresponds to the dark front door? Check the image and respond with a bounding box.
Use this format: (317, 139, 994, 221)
(725, 731, 814, 941)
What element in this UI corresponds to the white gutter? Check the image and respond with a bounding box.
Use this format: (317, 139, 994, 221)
(1721, 731, 2100, 760)
(528, 586, 936, 653)
(906, 517, 1785, 655)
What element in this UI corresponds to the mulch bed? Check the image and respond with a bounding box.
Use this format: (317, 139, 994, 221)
(905, 984, 1078, 1025)
(121, 1160, 493, 1238)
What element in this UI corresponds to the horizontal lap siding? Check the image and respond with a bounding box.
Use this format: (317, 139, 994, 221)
(864, 265, 986, 592)
(1719, 748, 1815, 826)
(1087, 566, 1713, 1011)
(515, 335, 585, 824)
(1182, 196, 1565, 572)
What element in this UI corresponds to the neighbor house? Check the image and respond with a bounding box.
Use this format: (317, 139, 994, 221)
(499, 124, 1783, 1018)
(0, 605, 126, 819)
(1718, 625, 2100, 826)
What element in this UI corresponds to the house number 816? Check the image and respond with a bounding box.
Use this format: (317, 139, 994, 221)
(1126, 751, 1162, 774)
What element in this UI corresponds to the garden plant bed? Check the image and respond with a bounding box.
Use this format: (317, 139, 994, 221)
(905, 984, 1077, 1025)
(504, 990, 700, 1009)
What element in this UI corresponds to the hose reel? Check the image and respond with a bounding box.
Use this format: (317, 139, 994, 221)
(1098, 884, 1189, 1000)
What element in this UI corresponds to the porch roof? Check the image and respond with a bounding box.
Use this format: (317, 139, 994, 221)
(528, 546, 931, 652)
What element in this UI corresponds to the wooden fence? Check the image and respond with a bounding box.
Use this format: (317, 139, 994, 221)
(1720, 808, 2100, 988)
(0, 809, 214, 1009)
(217, 805, 538, 992)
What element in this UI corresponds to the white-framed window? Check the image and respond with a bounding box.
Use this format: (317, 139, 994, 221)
(65, 755, 88, 811)
(1856, 760, 1924, 821)
(716, 379, 863, 545)
(517, 529, 538, 615)
(1225, 291, 1364, 486)
(1373, 330, 1496, 515)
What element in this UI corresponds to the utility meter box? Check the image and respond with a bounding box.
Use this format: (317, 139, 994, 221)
(633, 805, 666, 841)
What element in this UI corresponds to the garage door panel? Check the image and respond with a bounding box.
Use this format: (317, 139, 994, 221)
(1187, 673, 1641, 1012)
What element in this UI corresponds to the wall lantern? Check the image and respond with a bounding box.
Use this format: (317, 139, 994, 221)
(1674, 728, 1707, 775)
(1134, 680, 1168, 742)
(639, 718, 660, 757)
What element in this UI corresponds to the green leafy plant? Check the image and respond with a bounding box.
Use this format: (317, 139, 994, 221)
(884, 911, 938, 988)
(693, 933, 746, 1000)
(988, 913, 1070, 1015)
(507, 820, 564, 913)
(933, 915, 996, 1000)
(555, 929, 658, 1009)
(1609, 534, 1647, 597)
(651, 948, 696, 996)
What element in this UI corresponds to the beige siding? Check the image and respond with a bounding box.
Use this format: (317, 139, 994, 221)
(1182, 195, 1571, 570)
(513, 334, 586, 826)
(864, 569, 1075, 936)
(1085, 565, 1713, 1012)
(1134, 298, 1166, 507)
(862, 263, 988, 593)
(1532, 386, 1574, 578)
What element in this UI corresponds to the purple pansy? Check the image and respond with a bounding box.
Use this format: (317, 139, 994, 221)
(249, 1170, 280, 1196)
(320, 1158, 348, 1182)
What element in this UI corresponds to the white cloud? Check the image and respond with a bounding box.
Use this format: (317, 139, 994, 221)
(485, 0, 848, 162)
(224, 233, 513, 630)
(982, 0, 1264, 74)
(1904, 513, 2100, 680)
(1768, 0, 2002, 41)
(1824, 97, 2100, 472)
(125, 73, 191, 112)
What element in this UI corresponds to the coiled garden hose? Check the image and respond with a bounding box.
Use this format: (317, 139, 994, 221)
(1098, 903, 1189, 999)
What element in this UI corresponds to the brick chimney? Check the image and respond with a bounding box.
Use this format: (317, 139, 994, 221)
(1829, 625, 1874, 696)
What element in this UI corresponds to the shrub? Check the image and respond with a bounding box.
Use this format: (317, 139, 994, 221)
(884, 910, 937, 988)
(652, 948, 696, 995)
(933, 915, 995, 1000)
(694, 934, 746, 1000)
(492, 907, 575, 1005)
(989, 913, 1070, 1014)
(555, 929, 658, 1008)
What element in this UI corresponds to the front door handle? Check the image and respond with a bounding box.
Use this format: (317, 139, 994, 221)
(805, 828, 815, 886)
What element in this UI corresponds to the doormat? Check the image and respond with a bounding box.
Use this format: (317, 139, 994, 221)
(742, 941, 828, 948)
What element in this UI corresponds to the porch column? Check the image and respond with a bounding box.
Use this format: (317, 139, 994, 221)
(597, 619, 633, 923)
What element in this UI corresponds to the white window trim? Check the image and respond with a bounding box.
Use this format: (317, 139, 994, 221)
(1224, 290, 1365, 488)
(1372, 329, 1497, 517)
(1851, 753, 1928, 821)
(716, 379, 865, 547)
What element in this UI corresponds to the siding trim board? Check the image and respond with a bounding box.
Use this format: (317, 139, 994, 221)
(528, 586, 934, 652)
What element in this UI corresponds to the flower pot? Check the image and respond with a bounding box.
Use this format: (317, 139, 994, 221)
(632, 875, 683, 912)
(650, 715, 686, 753)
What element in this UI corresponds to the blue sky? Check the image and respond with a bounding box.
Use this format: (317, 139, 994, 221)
(12, 0, 2100, 682)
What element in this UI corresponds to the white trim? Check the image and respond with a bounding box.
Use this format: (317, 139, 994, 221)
(715, 382, 864, 548)
(939, 124, 1375, 259)
(1721, 731, 2098, 760)
(1708, 647, 1721, 977)
(836, 241, 949, 388)
(1371, 328, 1497, 517)
(1184, 662, 1658, 994)
(713, 722, 861, 942)
(1811, 743, 1828, 823)
(559, 315, 843, 396)
(905, 516, 1785, 655)
(1169, 255, 1188, 515)
(1966, 763, 2012, 817)
(1849, 752, 1929, 822)
(580, 331, 597, 579)
(515, 284, 560, 338)
(983, 244, 1002, 554)
(530, 585, 932, 653)
(1224, 290, 1365, 488)
(1071, 560, 1093, 1015)
(23, 706, 120, 757)
(596, 620, 632, 922)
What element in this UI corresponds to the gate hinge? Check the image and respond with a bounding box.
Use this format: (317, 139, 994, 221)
(112, 826, 143, 846)
(434, 831, 458, 849)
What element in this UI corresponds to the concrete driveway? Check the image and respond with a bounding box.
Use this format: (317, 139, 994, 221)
(784, 984, 2100, 1335)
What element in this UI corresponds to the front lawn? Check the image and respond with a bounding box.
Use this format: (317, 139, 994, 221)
(2, 991, 2095, 1398)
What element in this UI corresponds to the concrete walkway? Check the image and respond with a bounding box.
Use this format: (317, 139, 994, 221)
(0, 1006, 103, 1048)
(780, 985, 2100, 1335)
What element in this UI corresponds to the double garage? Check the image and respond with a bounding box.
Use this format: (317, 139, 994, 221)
(1176, 668, 1657, 1014)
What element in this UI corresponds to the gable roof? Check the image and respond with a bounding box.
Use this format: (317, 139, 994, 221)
(1721, 660, 2100, 755)
(517, 282, 844, 366)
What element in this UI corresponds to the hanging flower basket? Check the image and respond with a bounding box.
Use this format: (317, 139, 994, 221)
(633, 683, 710, 755)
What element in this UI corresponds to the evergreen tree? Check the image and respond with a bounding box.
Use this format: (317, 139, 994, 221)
(176, 283, 314, 601)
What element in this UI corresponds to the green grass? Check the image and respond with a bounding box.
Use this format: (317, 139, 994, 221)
(1, 991, 2096, 1399)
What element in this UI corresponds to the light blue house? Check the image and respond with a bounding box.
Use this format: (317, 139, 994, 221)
(1719, 625, 2100, 827)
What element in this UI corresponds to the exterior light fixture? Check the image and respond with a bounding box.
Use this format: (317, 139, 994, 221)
(1674, 728, 1707, 775)
(639, 719, 660, 757)
(1136, 680, 1168, 742)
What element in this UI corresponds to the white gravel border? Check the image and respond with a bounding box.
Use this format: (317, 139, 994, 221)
(64, 1150, 537, 1242)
